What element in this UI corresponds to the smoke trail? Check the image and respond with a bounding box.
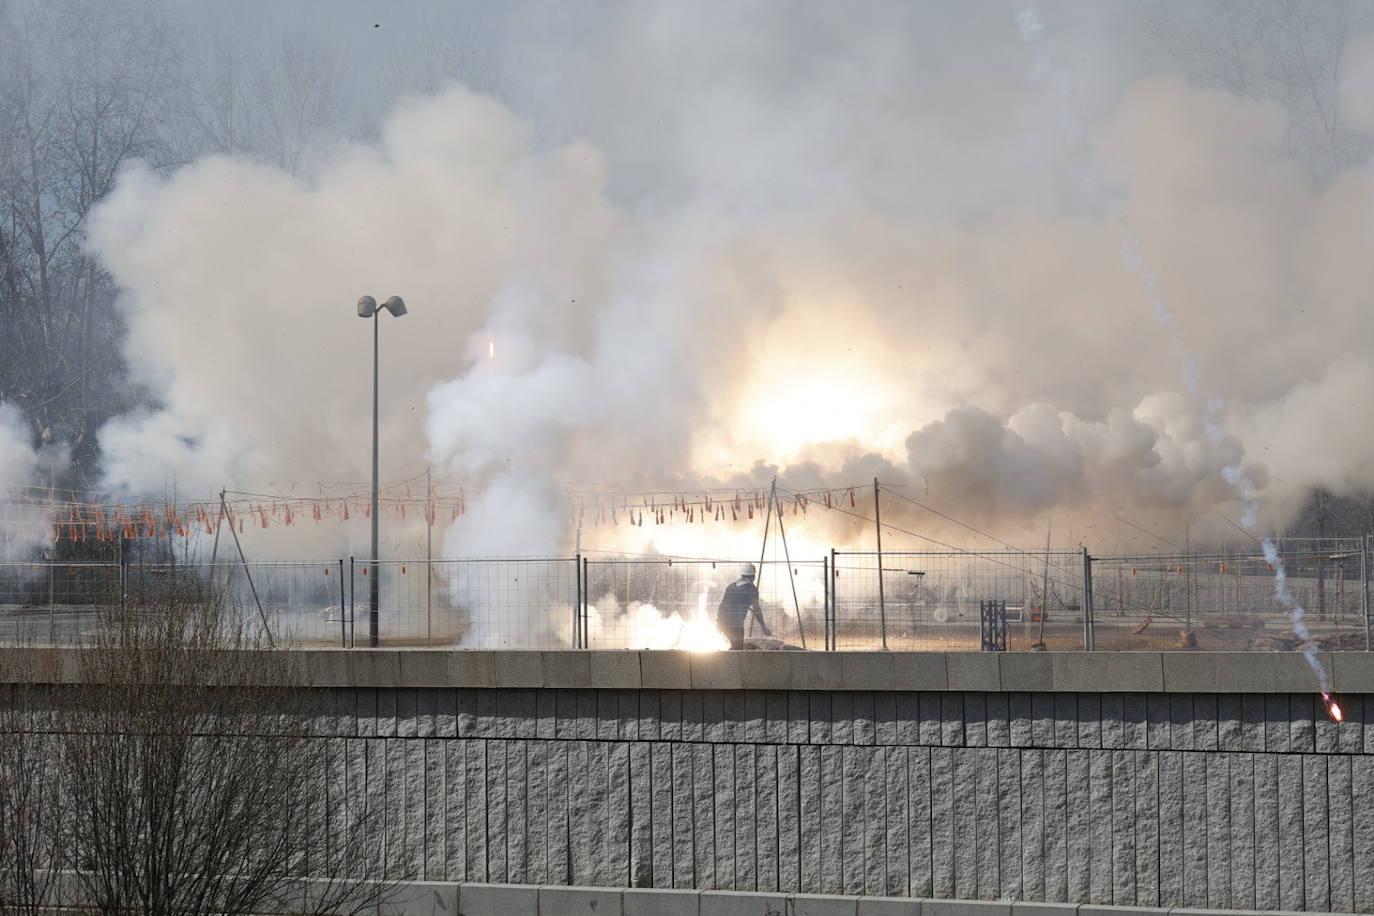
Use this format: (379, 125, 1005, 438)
(1018, 5, 1331, 688)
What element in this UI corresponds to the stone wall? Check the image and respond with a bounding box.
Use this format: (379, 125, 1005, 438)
(2, 650, 1372, 913)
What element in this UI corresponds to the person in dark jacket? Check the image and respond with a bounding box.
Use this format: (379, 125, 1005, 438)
(717, 563, 771, 649)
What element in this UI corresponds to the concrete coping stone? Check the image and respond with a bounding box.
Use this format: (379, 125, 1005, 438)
(2, 647, 1374, 693)
(697, 889, 790, 915)
(537, 884, 624, 915)
(919, 900, 1012, 916)
(622, 887, 701, 916)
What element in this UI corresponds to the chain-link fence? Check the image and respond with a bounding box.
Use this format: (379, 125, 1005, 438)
(830, 550, 1089, 651)
(368, 557, 579, 648)
(1088, 538, 1370, 651)
(580, 558, 828, 650)
(0, 538, 1369, 651)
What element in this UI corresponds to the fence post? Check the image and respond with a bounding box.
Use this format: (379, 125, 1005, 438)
(349, 556, 356, 649)
(574, 554, 582, 648)
(581, 556, 590, 648)
(823, 554, 830, 651)
(1081, 548, 1095, 651)
(1364, 534, 1370, 652)
(338, 559, 347, 649)
(829, 548, 837, 651)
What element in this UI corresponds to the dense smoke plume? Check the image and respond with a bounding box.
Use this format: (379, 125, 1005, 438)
(55, 3, 1374, 573)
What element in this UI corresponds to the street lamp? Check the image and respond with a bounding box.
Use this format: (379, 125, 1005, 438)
(357, 294, 407, 647)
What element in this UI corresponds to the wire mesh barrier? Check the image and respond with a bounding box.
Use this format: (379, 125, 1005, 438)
(579, 558, 828, 650)
(368, 558, 579, 648)
(123, 562, 349, 648)
(0, 561, 124, 644)
(1088, 538, 1371, 651)
(0, 537, 1368, 650)
(830, 550, 1089, 650)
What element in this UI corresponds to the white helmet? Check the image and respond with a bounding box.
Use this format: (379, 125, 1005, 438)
(740, 563, 756, 579)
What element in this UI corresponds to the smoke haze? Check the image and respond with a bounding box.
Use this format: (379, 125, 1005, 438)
(3, 1, 1373, 561)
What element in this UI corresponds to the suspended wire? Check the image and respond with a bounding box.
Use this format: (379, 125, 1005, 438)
(773, 483, 1089, 595)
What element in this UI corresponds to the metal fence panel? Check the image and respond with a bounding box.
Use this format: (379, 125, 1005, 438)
(366, 557, 579, 649)
(0, 561, 123, 644)
(831, 550, 1087, 651)
(0, 535, 1367, 651)
(1088, 538, 1369, 651)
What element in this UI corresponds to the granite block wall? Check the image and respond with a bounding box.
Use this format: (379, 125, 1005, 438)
(8, 684, 1373, 913)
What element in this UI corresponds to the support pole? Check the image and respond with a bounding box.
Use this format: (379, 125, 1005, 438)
(829, 547, 837, 651)
(338, 558, 346, 648)
(426, 466, 433, 647)
(752, 481, 775, 641)
(818, 552, 829, 650)
(1082, 547, 1095, 651)
(1363, 534, 1370, 652)
(574, 553, 583, 648)
(221, 489, 273, 647)
(369, 312, 380, 648)
(772, 488, 806, 649)
(874, 478, 887, 650)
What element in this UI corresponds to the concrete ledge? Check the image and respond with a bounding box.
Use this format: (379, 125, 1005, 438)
(793, 892, 861, 915)
(789, 652, 846, 689)
(1051, 652, 1162, 692)
(947, 653, 999, 690)
(999, 653, 1052, 691)
(494, 652, 544, 687)
(350, 649, 402, 687)
(740, 650, 792, 689)
(622, 887, 700, 916)
(1216, 650, 1328, 693)
(541, 651, 590, 688)
(922, 900, 1011, 916)
(538, 885, 623, 914)
(1332, 650, 1374, 692)
(449, 650, 497, 687)
(691, 652, 743, 689)
(459, 882, 540, 914)
(698, 889, 789, 915)
(1078, 906, 1167, 916)
(855, 895, 918, 914)
(375, 880, 460, 916)
(841, 651, 895, 689)
(639, 651, 692, 689)
(587, 651, 641, 688)
(1, 647, 1372, 693)
(891, 652, 948, 690)
(1161, 653, 1217, 692)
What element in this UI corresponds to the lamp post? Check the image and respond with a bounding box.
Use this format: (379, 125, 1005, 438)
(357, 294, 407, 647)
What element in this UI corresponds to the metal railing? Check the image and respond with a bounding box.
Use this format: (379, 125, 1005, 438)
(0, 537, 1368, 651)
(829, 549, 1089, 651)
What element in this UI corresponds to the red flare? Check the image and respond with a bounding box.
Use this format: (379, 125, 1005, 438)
(1322, 693, 1343, 722)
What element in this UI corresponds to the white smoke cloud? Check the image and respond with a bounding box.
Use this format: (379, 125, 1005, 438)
(0, 404, 67, 560)
(82, 7, 1374, 573)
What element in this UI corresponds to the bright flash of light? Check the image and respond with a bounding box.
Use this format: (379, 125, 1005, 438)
(1322, 692, 1343, 722)
(585, 593, 728, 652)
(488, 341, 495, 359)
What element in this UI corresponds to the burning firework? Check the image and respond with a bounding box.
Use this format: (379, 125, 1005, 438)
(1322, 692, 1343, 722)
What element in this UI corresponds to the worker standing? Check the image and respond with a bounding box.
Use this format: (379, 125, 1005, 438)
(717, 563, 771, 649)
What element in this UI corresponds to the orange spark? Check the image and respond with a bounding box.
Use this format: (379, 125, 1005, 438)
(1322, 692, 1343, 722)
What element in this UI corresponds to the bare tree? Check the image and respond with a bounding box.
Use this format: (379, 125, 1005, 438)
(0, 0, 181, 479)
(0, 577, 398, 915)
(1142, 0, 1374, 180)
